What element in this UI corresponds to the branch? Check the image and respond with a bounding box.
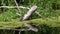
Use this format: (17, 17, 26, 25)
(14, 0, 22, 16)
(0, 6, 30, 9)
(14, 0, 21, 10)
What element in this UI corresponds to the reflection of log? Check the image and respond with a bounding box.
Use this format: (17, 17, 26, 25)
(20, 6, 37, 21)
(24, 23, 38, 32)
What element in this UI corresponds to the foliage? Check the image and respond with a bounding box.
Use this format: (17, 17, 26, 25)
(0, 18, 60, 34)
(0, 0, 60, 21)
(0, 9, 20, 21)
(0, 0, 60, 34)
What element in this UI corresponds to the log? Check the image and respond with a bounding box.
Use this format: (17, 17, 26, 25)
(20, 6, 37, 21)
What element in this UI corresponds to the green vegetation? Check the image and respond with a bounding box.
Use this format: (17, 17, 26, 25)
(0, 0, 60, 34)
(0, 18, 60, 34)
(0, 17, 60, 29)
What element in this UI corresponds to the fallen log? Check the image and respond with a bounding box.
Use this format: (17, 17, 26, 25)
(20, 6, 37, 21)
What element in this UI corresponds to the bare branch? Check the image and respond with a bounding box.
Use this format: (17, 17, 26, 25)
(14, 0, 22, 16)
(14, 0, 20, 10)
(0, 6, 30, 9)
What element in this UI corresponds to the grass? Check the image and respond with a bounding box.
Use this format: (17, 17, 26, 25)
(0, 9, 20, 21)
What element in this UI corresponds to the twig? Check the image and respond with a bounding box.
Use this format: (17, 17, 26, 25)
(14, 0, 20, 10)
(14, 0, 22, 16)
(35, 11, 44, 18)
